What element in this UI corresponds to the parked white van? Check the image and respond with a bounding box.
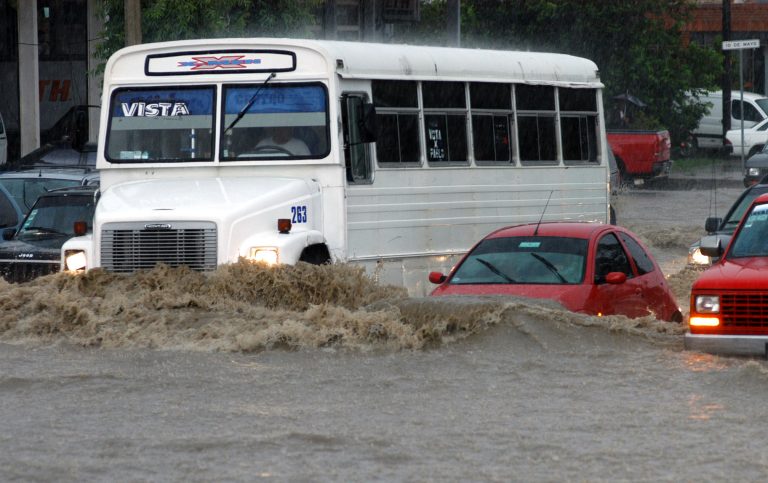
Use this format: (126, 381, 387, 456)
(0, 111, 7, 166)
(693, 90, 768, 151)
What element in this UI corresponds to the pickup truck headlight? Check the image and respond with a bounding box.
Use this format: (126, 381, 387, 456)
(64, 250, 87, 272)
(694, 295, 720, 313)
(687, 246, 711, 265)
(248, 247, 278, 265)
(748, 167, 761, 177)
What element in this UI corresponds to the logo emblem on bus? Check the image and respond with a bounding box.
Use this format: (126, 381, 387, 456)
(145, 224, 172, 230)
(177, 55, 262, 71)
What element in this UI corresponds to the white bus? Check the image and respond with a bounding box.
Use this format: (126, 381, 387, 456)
(62, 38, 610, 295)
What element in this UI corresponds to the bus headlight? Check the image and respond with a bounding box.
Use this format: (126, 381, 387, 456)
(695, 295, 720, 313)
(248, 247, 278, 265)
(64, 250, 87, 272)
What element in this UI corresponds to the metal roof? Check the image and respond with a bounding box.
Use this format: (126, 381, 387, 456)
(107, 38, 602, 88)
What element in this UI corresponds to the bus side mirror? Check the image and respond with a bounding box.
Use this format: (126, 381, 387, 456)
(359, 103, 378, 143)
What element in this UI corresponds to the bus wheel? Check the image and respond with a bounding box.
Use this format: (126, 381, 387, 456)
(299, 244, 331, 265)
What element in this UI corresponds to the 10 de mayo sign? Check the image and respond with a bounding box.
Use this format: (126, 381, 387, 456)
(722, 39, 760, 50)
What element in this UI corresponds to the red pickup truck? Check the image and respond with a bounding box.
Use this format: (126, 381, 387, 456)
(607, 129, 672, 182)
(686, 192, 768, 356)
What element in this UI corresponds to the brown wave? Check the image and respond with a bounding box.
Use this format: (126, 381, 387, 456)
(0, 260, 685, 352)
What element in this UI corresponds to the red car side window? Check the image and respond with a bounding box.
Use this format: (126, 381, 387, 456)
(594, 233, 633, 283)
(618, 232, 655, 275)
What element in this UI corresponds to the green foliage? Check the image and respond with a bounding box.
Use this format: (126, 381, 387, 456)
(397, 0, 723, 145)
(94, 0, 321, 73)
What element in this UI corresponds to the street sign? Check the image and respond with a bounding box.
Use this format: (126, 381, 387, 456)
(722, 39, 761, 50)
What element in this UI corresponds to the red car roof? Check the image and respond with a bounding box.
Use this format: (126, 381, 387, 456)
(484, 221, 611, 240)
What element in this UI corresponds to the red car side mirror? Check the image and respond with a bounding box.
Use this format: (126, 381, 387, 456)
(428, 272, 447, 284)
(605, 272, 627, 284)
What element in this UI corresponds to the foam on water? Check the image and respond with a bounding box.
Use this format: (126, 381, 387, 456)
(0, 260, 687, 352)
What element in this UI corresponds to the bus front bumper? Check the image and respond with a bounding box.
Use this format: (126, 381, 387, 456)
(684, 333, 768, 357)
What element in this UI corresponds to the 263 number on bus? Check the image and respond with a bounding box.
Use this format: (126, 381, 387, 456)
(291, 205, 307, 223)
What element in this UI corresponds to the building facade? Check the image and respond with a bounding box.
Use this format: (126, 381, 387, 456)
(686, 0, 768, 95)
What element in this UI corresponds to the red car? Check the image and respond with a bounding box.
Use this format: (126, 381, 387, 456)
(429, 222, 682, 322)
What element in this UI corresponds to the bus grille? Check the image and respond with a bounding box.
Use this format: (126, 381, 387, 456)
(101, 222, 217, 273)
(721, 292, 768, 327)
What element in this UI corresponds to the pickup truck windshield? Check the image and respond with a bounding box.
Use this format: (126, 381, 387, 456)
(17, 194, 95, 240)
(220, 83, 329, 160)
(106, 86, 215, 163)
(728, 203, 768, 258)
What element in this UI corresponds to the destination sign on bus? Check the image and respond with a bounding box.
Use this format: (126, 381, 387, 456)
(111, 88, 214, 117)
(145, 51, 296, 75)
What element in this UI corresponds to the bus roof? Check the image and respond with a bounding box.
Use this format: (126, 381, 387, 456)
(105, 38, 603, 88)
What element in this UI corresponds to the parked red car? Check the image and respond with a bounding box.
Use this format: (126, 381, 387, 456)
(429, 222, 682, 322)
(687, 193, 768, 356)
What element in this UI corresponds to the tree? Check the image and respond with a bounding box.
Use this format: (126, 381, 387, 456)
(94, 0, 321, 73)
(396, 0, 722, 145)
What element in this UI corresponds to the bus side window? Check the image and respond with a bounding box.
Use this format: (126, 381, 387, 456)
(372, 80, 421, 164)
(516, 84, 557, 164)
(342, 94, 373, 184)
(560, 88, 599, 164)
(423, 81, 468, 163)
(470, 82, 513, 163)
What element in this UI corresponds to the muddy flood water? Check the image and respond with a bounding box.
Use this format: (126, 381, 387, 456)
(3, 180, 767, 482)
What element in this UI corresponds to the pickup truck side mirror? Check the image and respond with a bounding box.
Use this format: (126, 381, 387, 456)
(704, 217, 722, 233)
(700, 234, 729, 258)
(2, 228, 15, 241)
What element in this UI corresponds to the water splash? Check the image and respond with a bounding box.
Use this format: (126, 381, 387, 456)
(0, 260, 686, 352)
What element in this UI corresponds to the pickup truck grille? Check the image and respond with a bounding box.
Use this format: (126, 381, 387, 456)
(0, 261, 59, 284)
(101, 222, 217, 273)
(721, 292, 768, 327)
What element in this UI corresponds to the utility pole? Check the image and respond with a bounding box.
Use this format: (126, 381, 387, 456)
(446, 0, 460, 47)
(125, 0, 142, 46)
(722, 0, 731, 138)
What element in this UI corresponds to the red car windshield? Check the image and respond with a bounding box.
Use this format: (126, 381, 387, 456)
(450, 236, 588, 285)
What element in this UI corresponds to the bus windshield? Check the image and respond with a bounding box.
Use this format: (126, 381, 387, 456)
(220, 83, 329, 160)
(106, 86, 215, 163)
(105, 83, 329, 163)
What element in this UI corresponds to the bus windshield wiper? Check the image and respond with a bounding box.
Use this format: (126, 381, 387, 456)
(223, 72, 276, 135)
(475, 257, 517, 283)
(530, 253, 567, 283)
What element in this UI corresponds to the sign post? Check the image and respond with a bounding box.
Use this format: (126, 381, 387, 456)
(723, 39, 761, 172)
